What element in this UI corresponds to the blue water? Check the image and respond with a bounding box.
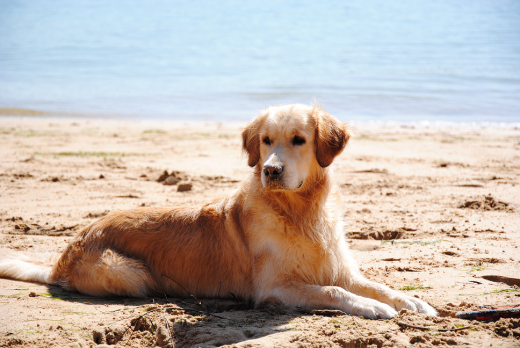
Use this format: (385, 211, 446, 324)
(1, 0, 519, 122)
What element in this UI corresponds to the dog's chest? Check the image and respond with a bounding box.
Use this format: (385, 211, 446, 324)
(255, 219, 341, 285)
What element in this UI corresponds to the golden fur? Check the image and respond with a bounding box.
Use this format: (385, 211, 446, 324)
(0, 104, 437, 319)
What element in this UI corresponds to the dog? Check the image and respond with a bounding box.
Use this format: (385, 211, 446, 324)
(0, 104, 437, 319)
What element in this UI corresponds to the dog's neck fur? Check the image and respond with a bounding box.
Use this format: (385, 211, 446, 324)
(248, 166, 341, 247)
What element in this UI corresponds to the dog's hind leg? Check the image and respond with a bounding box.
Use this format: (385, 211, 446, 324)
(52, 248, 156, 297)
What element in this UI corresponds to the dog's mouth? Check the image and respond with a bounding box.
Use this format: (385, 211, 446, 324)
(264, 180, 285, 191)
(264, 180, 304, 192)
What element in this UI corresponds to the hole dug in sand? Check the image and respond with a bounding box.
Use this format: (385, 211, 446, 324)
(459, 195, 512, 212)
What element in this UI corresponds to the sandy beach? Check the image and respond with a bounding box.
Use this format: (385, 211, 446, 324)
(1, 116, 519, 348)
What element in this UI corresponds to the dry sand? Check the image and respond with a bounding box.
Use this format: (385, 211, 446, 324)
(0, 117, 519, 348)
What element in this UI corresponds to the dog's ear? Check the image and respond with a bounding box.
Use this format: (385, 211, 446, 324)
(314, 111, 351, 168)
(242, 118, 262, 167)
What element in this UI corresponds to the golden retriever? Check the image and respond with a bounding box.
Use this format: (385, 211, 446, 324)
(0, 104, 437, 319)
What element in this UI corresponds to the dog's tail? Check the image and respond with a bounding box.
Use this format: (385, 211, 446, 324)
(0, 250, 60, 284)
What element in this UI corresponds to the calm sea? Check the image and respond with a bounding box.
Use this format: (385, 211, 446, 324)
(1, 0, 519, 123)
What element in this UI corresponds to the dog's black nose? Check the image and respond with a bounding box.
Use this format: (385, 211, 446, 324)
(263, 164, 283, 178)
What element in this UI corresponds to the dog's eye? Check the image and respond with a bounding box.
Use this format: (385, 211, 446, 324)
(292, 136, 306, 146)
(263, 137, 271, 146)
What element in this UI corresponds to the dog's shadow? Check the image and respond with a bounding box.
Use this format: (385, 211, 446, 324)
(46, 284, 306, 347)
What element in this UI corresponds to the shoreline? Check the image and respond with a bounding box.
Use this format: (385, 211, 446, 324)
(2, 107, 519, 129)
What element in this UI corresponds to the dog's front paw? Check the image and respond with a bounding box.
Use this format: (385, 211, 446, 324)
(398, 296, 437, 316)
(351, 298, 398, 320)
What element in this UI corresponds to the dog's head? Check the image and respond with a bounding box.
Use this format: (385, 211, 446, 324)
(242, 104, 351, 191)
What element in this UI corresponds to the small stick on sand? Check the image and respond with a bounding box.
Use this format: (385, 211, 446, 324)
(397, 321, 471, 332)
(161, 274, 202, 308)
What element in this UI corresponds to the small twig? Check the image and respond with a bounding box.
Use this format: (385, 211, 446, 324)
(149, 318, 157, 334)
(107, 303, 234, 326)
(181, 306, 234, 321)
(397, 321, 431, 330)
(163, 309, 175, 348)
(99, 306, 137, 314)
(438, 326, 471, 332)
(397, 321, 471, 332)
(117, 311, 148, 343)
(161, 274, 202, 307)
(163, 293, 173, 304)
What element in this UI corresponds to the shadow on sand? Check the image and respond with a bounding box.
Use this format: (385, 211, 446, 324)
(44, 284, 309, 347)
